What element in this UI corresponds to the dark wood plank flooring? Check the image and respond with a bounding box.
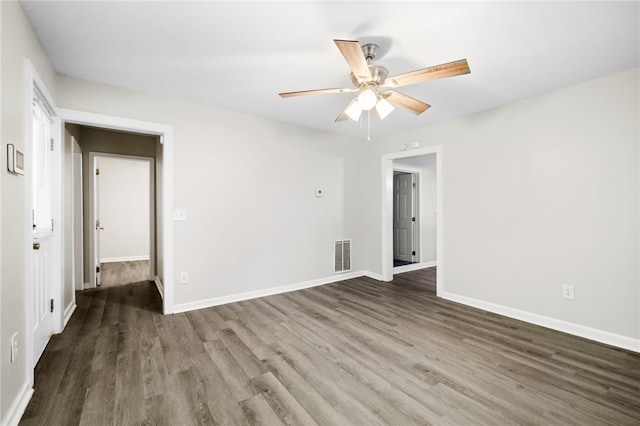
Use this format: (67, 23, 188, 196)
(99, 260, 150, 288)
(20, 268, 640, 425)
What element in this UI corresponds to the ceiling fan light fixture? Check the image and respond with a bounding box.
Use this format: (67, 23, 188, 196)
(357, 88, 377, 111)
(375, 97, 395, 120)
(344, 99, 363, 121)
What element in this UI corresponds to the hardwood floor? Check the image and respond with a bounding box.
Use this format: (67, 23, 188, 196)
(99, 260, 150, 288)
(20, 268, 640, 425)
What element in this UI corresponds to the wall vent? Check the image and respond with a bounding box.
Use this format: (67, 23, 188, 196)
(334, 239, 351, 273)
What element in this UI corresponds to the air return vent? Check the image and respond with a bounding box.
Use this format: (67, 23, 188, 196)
(334, 239, 351, 273)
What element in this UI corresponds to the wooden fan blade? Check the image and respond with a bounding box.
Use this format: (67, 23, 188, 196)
(335, 98, 358, 122)
(385, 59, 470, 88)
(279, 87, 356, 98)
(385, 91, 431, 115)
(334, 39, 371, 83)
(335, 110, 350, 122)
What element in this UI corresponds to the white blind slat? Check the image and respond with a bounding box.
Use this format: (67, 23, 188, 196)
(32, 95, 53, 234)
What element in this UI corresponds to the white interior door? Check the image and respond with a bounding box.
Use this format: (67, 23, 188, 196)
(393, 172, 415, 263)
(31, 85, 57, 363)
(32, 236, 53, 362)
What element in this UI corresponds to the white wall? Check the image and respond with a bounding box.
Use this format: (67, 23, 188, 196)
(372, 68, 640, 347)
(394, 154, 437, 264)
(56, 75, 368, 309)
(0, 1, 58, 423)
(98, 156, 150, 262)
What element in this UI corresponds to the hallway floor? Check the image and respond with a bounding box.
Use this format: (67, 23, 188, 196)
(99, 260, 150, 288)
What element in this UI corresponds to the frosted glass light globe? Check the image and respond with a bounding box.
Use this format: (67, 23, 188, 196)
(357, 89, 377, 111)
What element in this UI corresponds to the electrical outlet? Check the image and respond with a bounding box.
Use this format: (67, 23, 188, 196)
(10, 332, 18, 363)
(180, 272, 189, 284)
(562, 284, 575, 300)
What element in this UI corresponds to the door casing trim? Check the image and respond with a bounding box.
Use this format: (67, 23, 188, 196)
(88, 152, 156, 288)
(59, 108, 174, 315)
(381, 146, 443, 296)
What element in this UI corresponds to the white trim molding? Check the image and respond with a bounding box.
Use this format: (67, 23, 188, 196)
(100, 255, 150, 263)
(441, 291, 640, 353)
(63, 302, 76, 328)
(173, 270, 381, 314)
(364, 271, 384, 281)
(393, 261, 436, 274)
(2, 381, 34, 426)
(155, 276, 164, 300)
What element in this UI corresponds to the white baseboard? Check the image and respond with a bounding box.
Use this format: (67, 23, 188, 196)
(2, 381, 34, 426)
(173, 270, 379, 314)
(364, 270, 384, 281)
(100, 255, 149, 263)
(63, 302, 76, 328)
(441, 291, 640, 353)
(393, 261, 436, 274)
(154, 276, 164, 300)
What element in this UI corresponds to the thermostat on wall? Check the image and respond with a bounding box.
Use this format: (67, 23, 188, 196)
(315, 189, 323, 198)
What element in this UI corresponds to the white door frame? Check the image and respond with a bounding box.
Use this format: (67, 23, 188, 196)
(88, 152, 156, 286)
(59, 108, 174, 314)
(381, 146, 443, 295)
(72, 140, 83, 291)
(91, 154, 102, 287)
(25, 61, 63, 380)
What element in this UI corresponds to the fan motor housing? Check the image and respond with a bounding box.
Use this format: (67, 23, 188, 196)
(349, 43, 389, 87)
(350, 65, 389, 87)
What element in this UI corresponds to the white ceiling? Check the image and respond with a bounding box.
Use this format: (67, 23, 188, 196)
(20, 1, 640, 139)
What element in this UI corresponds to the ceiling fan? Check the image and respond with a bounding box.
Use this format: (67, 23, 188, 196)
(279, 39, 470, 122)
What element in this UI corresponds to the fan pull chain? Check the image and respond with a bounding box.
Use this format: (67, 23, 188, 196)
(367, 110, 371, 141)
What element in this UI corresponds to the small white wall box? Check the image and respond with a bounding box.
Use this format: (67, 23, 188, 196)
(315, 189, 323, 197)
(7, 144, 24, 175)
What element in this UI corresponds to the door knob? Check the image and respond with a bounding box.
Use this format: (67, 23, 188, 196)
(33, 242, 40, 250)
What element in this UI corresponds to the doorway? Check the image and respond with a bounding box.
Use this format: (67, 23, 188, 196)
(381, 147, 442, 294)
(60, 108, 174, 314)
(89, 153, 155, 288)
(393, 171, 419, 267)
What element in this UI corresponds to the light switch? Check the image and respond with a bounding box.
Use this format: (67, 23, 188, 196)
(173, 209, 187, 221)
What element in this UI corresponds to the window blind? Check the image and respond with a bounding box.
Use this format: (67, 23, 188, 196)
(32, 90, 54, 235)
